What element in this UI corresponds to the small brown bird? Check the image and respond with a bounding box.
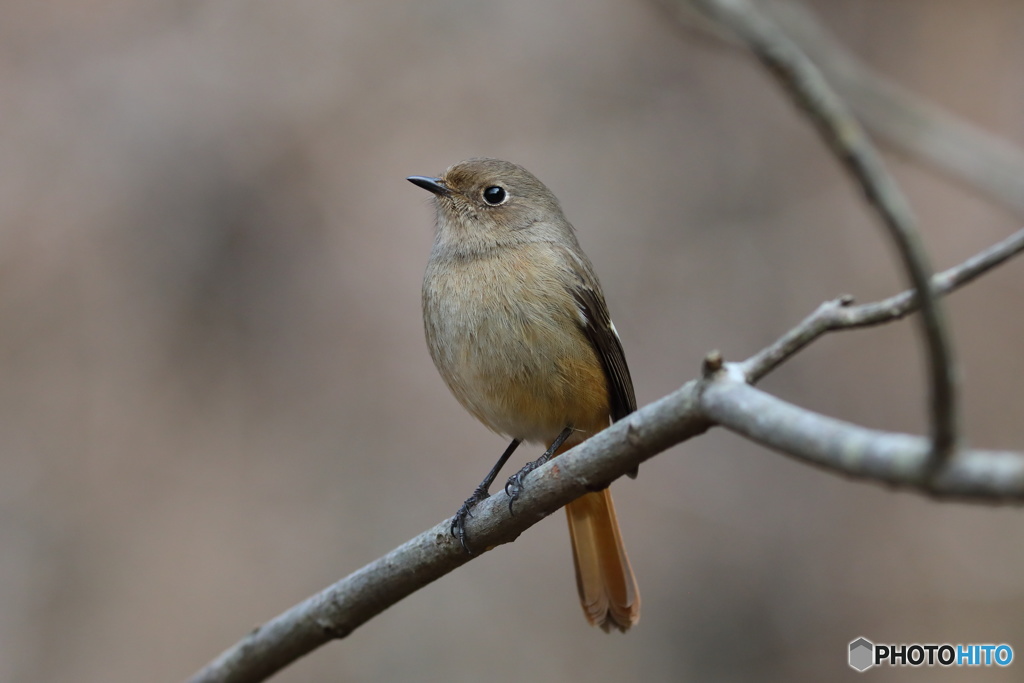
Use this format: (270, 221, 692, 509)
(409, 158, 640, 632)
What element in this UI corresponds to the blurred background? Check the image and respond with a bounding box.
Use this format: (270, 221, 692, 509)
(1, 0, 1023, 680)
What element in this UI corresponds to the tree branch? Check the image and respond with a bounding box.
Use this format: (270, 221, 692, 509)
(762, 0, 1024, 218)
(188, 5, 1024, 681)
(189, 224, 1024, 682)
(188, 383, 712, 683)
(700, 368, 1024, 500)
(687, 0, 958, 477)
(659, 0, 1024, 218)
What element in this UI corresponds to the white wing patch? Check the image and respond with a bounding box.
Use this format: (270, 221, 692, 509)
(577, 306, 590, 326)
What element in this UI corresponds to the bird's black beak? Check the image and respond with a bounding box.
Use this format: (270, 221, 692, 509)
(407, 176, 452, 197)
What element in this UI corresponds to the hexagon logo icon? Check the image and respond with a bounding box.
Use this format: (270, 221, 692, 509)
(849, 637, 875, 672)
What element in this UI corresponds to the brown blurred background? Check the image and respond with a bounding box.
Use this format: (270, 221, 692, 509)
(1, 1, 1023, 681)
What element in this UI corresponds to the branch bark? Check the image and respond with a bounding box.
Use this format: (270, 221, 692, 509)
(188, 4, 1024, 681)
(701, 369, 1024, 500)
(688, 0, 959, 483)
(188, 383, 712, 683)
(762, 0, 1024, 218)
(660, 0, 1024, 218)
(189, 226, 1024, 682)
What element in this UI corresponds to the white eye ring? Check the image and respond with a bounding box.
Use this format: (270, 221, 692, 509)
(482, 186, 508, 205)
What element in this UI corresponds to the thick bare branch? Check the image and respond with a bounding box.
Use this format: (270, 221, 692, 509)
(189, 220, 1024, 681)
(701, 369, 1024, 501)
(687, 0, 958, 476)
(188, 7, 1024, 680)
(741, 227, 1024, 383)
(188, 384, 712, 683)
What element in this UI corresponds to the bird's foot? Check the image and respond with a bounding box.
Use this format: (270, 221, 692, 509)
(504, 454, 551, 514)
(450, 485, 490, 553)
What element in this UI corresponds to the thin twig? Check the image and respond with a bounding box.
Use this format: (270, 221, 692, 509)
(657, 0, 1024, 218)
(762, 0, 1024, 218)
(688, 0, 959, 477)
(741, 227, 1024, 383)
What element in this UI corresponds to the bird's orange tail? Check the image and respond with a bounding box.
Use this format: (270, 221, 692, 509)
(565, 488, 640, 632)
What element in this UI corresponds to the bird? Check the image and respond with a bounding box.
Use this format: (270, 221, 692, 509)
(410, 157, 640, 632)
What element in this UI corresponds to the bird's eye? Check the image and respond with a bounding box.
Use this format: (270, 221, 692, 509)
(482, 186, 507, 205)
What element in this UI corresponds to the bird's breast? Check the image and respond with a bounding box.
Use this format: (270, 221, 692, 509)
(422, 248, 610, 443)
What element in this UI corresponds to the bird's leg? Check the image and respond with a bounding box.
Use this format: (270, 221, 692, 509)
(505, 425, 574, 514)
(451, 438, 521, 553)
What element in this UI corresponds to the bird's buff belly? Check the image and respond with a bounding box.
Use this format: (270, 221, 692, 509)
(443, 343, 611, 445)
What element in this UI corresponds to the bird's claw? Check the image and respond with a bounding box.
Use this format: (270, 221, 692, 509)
(504, 462, 540, 514)
(450, 486, 489, 553)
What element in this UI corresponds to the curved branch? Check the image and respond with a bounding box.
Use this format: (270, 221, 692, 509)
(688, 0, 959, 476)
(188, 384, 712, 683)
(661, 0, 1024, 218)
(189, 224, 1024, 682)
(762, 0, 1024, 218)
(701, 370, 1024, 501)
(188, 5, 1024, 678)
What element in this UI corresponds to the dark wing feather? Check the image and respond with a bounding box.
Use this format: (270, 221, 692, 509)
(569, 276, 636, 423)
